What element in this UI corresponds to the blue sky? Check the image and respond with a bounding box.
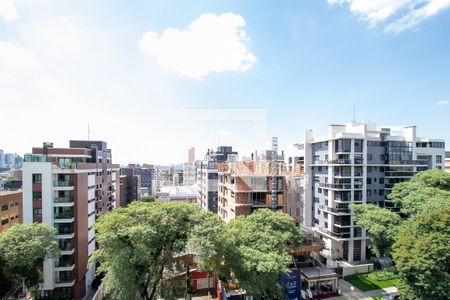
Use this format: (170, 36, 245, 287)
(1, 0, 449, 164)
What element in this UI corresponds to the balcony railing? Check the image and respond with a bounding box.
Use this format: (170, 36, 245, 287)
(55, 226, 74, 235)
(53, 181, 74, 187)
(329, 159, 352, 164)
(54, 197, 74, 203)
(317, 227, 351, 239)
(54, 212, 74, 219)
(58, 240, 74, 251)
(319, 204, 351, 214)
(319, 183, 363, 190)
(55, 275, 74, 284)
(55, 260, 74, 268)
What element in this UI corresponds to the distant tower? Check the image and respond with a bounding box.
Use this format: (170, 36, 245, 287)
(271, 137, 278, 211)
(188, 147, 195, 163)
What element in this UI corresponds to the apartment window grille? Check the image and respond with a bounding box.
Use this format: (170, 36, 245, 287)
(436, 155, 442, 164)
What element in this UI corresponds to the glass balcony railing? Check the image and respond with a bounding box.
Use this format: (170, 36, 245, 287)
(58, 240, 74, 251)
(54, 212, 74, 219)
(55, 259, 74, 268)
(55, 225, 74, 235)
(54, 197, 74, 203)
(55, 274, 73, 284)
(53, 181, 74, 187)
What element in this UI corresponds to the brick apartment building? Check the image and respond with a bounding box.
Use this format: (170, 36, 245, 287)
(22, 141, 120, 300)
(0, 190, 22, 233)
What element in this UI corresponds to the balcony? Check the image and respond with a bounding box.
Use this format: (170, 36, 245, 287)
(59, 240, 75, 255)
(329, 159, 352, 165)
(54, 196, 74, 207)
(55, 259, 75, 271)
(317, 226, 351, 239)
(319, 183, 363, 190)
(318, 204, 351, 215)
(53, 180, 74, 187)
(53, 180, 74, 191)
(55, 224, 74, 239)
(54, 211, 75, 223)
(54, 275, 75, 288)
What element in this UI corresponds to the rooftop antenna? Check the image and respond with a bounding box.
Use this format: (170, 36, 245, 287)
(88, 123, 91, 141)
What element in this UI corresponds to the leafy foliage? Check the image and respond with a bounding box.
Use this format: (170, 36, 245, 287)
(351, 204, 401, 257)
(352, 170, 450, 299)
(388, 169, 450, 216)
(140, 195, 156, 202)
(0, 223, 59, 288)
(392, 208, 450, 299)
(93, 203, 301, 300)
(223, 209, 302, 298)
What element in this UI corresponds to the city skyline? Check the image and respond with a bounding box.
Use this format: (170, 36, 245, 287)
(1, 0, 450, 164)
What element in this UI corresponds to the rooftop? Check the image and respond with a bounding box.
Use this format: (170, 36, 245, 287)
(0, 189, 23, 196)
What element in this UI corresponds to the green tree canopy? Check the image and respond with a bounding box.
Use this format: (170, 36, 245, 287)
(392, 207, 450, 299)
(0, 223, 59, 289)
(351, 204, 402, 258)
(92, 201, 221, 300)
(93, 203, 302, 300)
(223, 209, 302, 298)
(389, 169, 450, 216)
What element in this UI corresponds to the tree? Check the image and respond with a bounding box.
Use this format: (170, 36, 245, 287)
(388, 169, 450, 216)
(392, 208, 450, 299)
(222, 209, 302, 298)
(0, 223, 59, 289)
(91, 201, 222, 300)
(351, 204, 402, 258)
(140, 195, 156, 202)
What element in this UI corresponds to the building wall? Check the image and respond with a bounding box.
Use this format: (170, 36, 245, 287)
(0, 190, 22, 233)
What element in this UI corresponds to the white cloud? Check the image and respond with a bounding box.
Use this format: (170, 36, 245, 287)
(0, 0, 19, 21)
(0, 41, 39, 78)
(437, 100, 448, 106)
(327, 0, 450, 32)
(139, 12, 256, 80)
(21, 17, 84, 56)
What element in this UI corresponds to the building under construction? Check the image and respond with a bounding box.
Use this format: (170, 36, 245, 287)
(217, 155, 339, 298)
(217, 158, 304, 224)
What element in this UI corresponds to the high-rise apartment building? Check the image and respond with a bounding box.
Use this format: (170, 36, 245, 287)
(188, 147, 195, 164)
(22, 141, 120, 300)
(127, 164, 155, 196)
(119, 167, 142, 206)
(183, 162, 197, 186)
(197, 146, 237, 213)
(285, 123, 445, 267)
(0, 149, 4, 169)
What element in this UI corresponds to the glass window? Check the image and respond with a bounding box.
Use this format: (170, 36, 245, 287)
(32, 174, 42, 184)
(354, 139, 363, 153)
(335, 139, 352, 152)
(436, 155, 442, 163)
(33, 208, 42, 217)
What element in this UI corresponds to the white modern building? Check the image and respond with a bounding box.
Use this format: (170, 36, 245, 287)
(285, 123, 445, 267)
(197, 146, 237, 213)
(22, 141, 120, 300)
